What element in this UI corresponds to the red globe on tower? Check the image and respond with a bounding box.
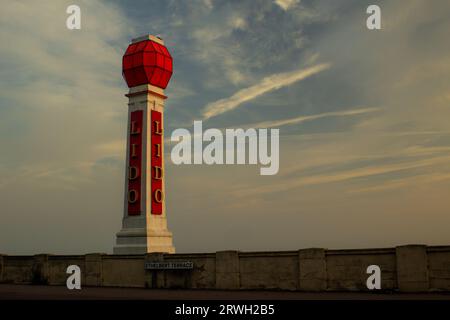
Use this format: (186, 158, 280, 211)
(122, 36, 173, 89)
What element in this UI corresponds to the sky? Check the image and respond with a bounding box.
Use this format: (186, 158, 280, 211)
(1, 0, 450, 254)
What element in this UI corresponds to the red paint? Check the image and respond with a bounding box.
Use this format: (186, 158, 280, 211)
(122, 39, 173, 89)
(151, 110, 163, 215)
(128, 110, 143, 215)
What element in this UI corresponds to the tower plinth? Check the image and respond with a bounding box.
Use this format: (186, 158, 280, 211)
(114, 35, 175, 254)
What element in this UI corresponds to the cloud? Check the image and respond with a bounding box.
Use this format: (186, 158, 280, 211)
(235, 154, 450, 197)
(245, 107, 379, 129)
(202, 63, 331, 120)
(275, 0, 300, 11)
(203, 0, 214, 10)
(349, 172, 450, 194)
(94, 139, 126, 156)
(0, 1, 130, 165)
(0, 1, 132, 253)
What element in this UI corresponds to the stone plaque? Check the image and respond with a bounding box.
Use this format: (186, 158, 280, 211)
(144, 261, 193, 270)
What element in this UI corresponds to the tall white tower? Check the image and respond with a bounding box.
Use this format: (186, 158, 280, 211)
(114, 35, 175, 254)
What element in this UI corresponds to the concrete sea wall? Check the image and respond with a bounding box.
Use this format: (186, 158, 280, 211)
(1, 245, 449, 292)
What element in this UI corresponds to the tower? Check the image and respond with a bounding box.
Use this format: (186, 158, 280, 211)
(114, 35, 175, 254)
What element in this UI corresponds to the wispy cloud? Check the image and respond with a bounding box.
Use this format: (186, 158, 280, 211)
(349, 172, 450, 194)
(202, 63, 331, 120)
(94, 139, 126, 156)
(245, 107, 379, 129)
(275, 0, 300, 11)
(234, 155, 450, 197)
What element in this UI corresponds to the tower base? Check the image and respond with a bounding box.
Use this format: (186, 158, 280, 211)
(114, 227, 175, 255)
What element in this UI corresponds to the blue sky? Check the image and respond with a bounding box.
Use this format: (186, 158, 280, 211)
(1, 0, 450, 254)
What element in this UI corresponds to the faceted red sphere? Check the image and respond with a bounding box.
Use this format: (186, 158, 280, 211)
(122, 39, 173, 89)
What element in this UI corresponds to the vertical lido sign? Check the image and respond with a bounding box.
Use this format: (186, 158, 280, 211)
(151, 110, 163, 215)
(128, 110, 143, 215)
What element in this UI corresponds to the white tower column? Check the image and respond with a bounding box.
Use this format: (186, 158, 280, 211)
(114, 83, 175, 254)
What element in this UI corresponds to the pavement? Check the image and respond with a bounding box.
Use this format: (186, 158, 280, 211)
(1, 284, 450, 300)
